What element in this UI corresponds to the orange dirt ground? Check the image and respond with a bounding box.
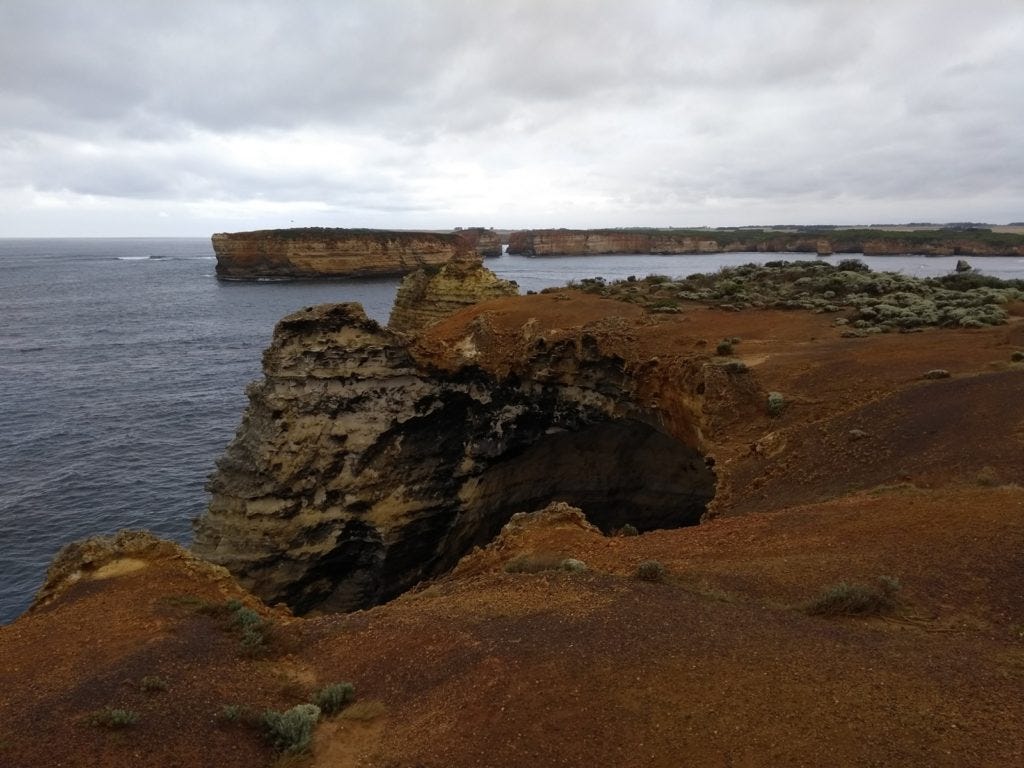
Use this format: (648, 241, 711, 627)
(1, 292, 1022, 767)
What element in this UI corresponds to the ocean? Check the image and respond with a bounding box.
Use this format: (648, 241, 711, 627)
(3, 237, 1023, 624)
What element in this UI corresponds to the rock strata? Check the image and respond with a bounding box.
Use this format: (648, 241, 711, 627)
(507, 228, 1024, 257)
(212, 228, 472, 280)
(455, 227, 503, 257)
(388, 260, 519, 335)
(192, 303, 718, 614)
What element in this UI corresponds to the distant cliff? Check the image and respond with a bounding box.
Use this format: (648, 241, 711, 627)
(212, 228, 473, 279)
(507, 228, 1024, 257)
(455, 227, 503, 258)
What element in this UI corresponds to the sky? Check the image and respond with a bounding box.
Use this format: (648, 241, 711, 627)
(1, 0, 1022, 237)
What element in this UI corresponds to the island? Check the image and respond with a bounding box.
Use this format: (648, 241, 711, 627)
(212, 227, 477, 280)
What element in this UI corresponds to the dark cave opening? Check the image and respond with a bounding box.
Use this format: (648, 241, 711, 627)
(453, 419, 716, 553)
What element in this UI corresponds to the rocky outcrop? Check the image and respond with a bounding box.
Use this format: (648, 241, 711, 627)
(507, 228, 1024, 257)
(455, 227, 503, 257)
(387, 260, 519, 335)
(212, 228, 473, 280)
(32, 530, 233, 612)
(192, 303, 718, 614)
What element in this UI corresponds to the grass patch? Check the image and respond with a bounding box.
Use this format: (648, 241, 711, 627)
(312, 683, 356, 716)
(140, 676, 168, 692)
(263, 704, 321, 754)
(636, 560, 667, 583)
(90, 707, 139, 729)
(504, 553, 565, 574)
(805, 576, 901, 617)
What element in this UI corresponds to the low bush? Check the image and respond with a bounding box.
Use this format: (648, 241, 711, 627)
(263, 704, 321, 754)
(313, 683, 356, 715)
(90, 707, 139, 729)
(805, 576, 900, 617)
(504, 553, 565, 574)
(560, 558, 587, 573)
(616, 523, 639, 537)
(140, 676, 168, 692)
(715, 340, 734, 356)
(636, 560, 667, 583)
(767, 391, 785, 416)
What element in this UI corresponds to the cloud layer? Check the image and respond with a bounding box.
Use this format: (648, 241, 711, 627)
(1, 0, 1022, 235)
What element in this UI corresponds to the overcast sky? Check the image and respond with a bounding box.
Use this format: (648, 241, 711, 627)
(1, 0, 1022, 236)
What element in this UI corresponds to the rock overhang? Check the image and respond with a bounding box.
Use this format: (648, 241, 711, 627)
(192, 298, 729, 615)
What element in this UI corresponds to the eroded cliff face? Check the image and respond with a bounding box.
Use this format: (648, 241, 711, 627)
(507, 228, 1024, 257)
(455, 227, 503, 257)
(192, 302, 723, 614)
(212, 228, 472, 280)
(387, 260, 519, 335)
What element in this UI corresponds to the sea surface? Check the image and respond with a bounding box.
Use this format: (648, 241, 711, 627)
(3, 238, 1023, 624)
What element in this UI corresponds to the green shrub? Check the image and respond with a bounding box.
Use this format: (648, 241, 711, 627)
(560, 558, 587, 573)
(636, 560, 667, 583)
(313, 683, 356, 715)
(263, 704, 321, 754)
(504, 553, 565, 573)
(220, 704, 243, 723)
(837, 259, 870, 273)
(767, 391, 785, 416)
(90, 707, 139, 729)
(1011, 351, 1024, 362)
(805, 577, 900, 617)
(617, 523, 639, 537)
(226, 601, 269, 649)
(715, 340, 734, 356)
(140, 676, 168, 692)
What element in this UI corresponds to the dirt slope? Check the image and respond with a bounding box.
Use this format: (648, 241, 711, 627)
(2, 294, 1023, 767)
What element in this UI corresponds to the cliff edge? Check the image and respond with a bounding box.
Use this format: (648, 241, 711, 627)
(212, 227, 473, 280)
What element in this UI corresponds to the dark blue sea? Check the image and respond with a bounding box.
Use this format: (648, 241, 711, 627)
(3, 238, 1023, 624)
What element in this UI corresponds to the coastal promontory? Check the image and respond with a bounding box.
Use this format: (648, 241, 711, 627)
(507, 227, 1024, 257)
(212, 227, 474, 280)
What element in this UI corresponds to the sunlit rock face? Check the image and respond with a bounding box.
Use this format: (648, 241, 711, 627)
(212, 228, 472, 280)
(192, 303, 716, 614)
(387, 260, 519, 336)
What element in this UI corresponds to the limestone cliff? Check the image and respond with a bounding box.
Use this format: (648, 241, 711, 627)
(192, 302, 722, 614)
(507, 228, 1024, 257)
(212, 228, 472, 280)
(387, 260, 519, 335)
(455, 227, 503, 257)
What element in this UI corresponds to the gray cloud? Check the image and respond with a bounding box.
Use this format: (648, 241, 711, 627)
(0, 0, 1022, 235)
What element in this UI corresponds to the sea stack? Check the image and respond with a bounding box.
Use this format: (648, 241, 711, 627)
(211, 227, 473, 280)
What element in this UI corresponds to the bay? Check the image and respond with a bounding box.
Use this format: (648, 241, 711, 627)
(2, 237, 1022, 623)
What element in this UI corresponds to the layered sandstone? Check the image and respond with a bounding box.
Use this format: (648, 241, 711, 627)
(192, 302, 722, 614)
(212, 228, 472, 279)
(455, 227, 503, 257)
(507, 228, 1024, 257)
(387, 260, 519, 335)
